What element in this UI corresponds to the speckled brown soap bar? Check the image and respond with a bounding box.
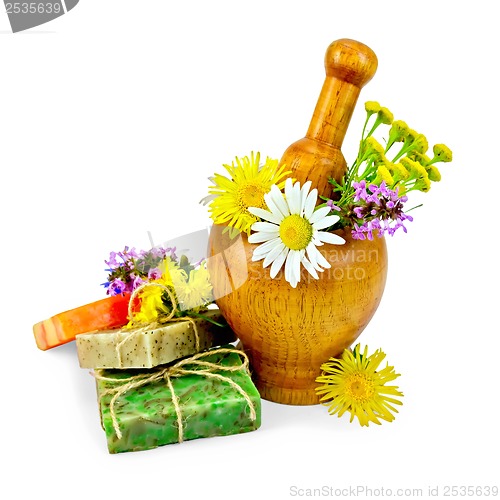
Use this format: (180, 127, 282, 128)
(76, 309, 235, 369)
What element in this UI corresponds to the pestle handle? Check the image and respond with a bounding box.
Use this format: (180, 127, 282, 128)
(325, 38, 378, 86)
(306, 39, 378, 147)
(280, 39, 378, 198)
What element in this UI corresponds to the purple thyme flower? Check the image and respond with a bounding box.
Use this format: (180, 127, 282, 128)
(105, 251, 120, 268)
(130, 274, 146, 290)
(352, 223, 367, 240)
(350, 183, 413, 240)
(326, 199, 341, 211)
(108, 278, 127, 296)
(148, 267, 162, 280)
(353, 180, 368, 202)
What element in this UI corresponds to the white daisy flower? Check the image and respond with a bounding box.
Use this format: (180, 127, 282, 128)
(247, 178, 345, 288)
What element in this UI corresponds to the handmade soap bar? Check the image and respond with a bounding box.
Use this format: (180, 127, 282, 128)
(33, 294, 131, 351)
(77, 309, 235, 369)
(95, 348, 261, 453)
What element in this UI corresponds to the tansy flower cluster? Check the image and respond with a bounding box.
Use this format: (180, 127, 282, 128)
(102, 246, 214, 324)
(327, 101, 453, 236)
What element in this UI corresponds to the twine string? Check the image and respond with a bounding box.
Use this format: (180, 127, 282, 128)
(114, 282, 200, 367)
(94, 348, 256, 442)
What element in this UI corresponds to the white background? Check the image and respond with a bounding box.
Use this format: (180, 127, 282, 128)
(2, 1, 499, 499)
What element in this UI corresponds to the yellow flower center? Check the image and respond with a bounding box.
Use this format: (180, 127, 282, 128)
(279, 214, 313, 251)
(237, 182, 268, 211)
(345, 373, 374, 402)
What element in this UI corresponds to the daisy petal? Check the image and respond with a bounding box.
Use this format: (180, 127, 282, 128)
(303, 188, 318, 220)
(288, 181, 302, 215)
(291, 249, 301, 284)
(316, 231, 345, 245)
(284, 178, 294, 202)
(309, 206, 331, 224)
(300, 181, 312, 214)
(248, 232, 279, 244)
(306, 242, 323, 271)
(248, 207, 282, 224)
(253, 237, 282, 258)
(284, 250, 294, 284)
(263, 242, 286, 268)
(312, 214, 340, 230)
(311, 246, 331, 269)
(270, 247, 288, 278)
(263, 192, 286, 221)
(312, 235, 324, 247)
(251, 221, 280, 233)
(301, 256, 319, 280)
(286, 251, 299, 288)
(270, 185, 290, 217)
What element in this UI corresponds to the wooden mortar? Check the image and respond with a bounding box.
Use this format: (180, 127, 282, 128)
(208, 39, 388, 405)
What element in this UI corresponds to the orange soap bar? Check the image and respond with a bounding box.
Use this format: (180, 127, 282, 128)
(33, 294, 131, 351)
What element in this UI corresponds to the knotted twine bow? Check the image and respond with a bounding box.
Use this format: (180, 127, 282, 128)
(94, 347, 257, 442)
(114, 282, 200, 367)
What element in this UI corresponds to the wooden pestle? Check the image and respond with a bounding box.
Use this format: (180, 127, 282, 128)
(280, 39, 378, 198)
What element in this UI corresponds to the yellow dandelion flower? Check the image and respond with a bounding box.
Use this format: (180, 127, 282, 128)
(206, 152, 291, 235)
(130, 280, 175, 325)
(129, 257, 188, 325)
(174, 265, 214, 311)
(159, 257, 187, 288)
(316, 344, 404, 427)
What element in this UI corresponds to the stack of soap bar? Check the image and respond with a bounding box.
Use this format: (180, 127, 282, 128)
(77, 309, 235, 369)
(96, 348, 261, 453)
(33, 294, 131, 350)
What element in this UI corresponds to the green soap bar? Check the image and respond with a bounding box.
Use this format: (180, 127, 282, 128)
(96, 348, 261, 453)
(77, 309, 235, 369)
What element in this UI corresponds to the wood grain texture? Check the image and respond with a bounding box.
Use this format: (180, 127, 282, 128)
(280, 39, 378, 198)
(208, 226, 388, 405)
